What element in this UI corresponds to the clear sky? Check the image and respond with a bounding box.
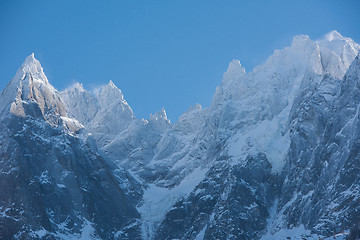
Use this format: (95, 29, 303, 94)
(0, 0, 359, 121)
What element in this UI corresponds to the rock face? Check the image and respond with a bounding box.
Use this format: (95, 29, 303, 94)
(1, 31, 360, 240)
(155, 153, 278, 240)
(275, 53, 360, 236)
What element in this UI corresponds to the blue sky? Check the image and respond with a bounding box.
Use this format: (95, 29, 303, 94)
(0, 0, 359, 121)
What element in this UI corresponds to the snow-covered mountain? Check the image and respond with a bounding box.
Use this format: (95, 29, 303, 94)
(1, 30, 360, 239)
(0, 55, 142, 239)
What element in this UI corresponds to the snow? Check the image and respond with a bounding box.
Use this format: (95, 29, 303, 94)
(324, 30, 344, 41)
(213, 36, 318, 172)
(265, 198, 278, 234)
(149, 107, 171, 132)
(31, 228, 47, 238)
(318, 30, 360, 79)
(261, 225, 311, 240)
(42, 219, 100, 240)
(60, 116, 84, 133)
(57, 183, 66, 189)
(261, 225, 349, 240)
(0, 207, 11, 218)
(150, 107, 168, 121)
(0, 53, 72, 130)
(61, 79, 135, 139)
(221, 59, 246, 86)
(39, 171, 50, 184)
(218, 31, 359, 174)
(227, 115, 290, 173)
(114, 220, 139, 238)
(138, 166, 208, 240)
(194, 225, 207, 240)
(80, 219, 97, 239)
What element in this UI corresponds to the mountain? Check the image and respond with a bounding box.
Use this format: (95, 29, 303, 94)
(0, 56, 142, 239)
(60, 80, 135, 143)
(152, 31, 360, 240)
(274, 52, 360, 236)
(0, 30, 360, 240)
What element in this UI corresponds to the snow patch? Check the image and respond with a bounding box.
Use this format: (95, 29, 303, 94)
(194, 225, 207, 240)
(138, 166, 208, 240)
(39, 171, 50, 184)
(227, 116, 290, 173)
(57, 183, 66, 189)
(261, 225, 349, 240)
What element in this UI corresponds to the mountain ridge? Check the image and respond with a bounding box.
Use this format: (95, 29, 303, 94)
(1, 31, 360, 239)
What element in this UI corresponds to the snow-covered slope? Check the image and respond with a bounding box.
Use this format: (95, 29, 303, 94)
(214, 31, 359, 174)
(1, 30, 360, 240)
(60, 80, 135, 144)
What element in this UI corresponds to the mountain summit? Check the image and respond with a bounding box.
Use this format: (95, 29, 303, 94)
(325, 30, 346, 41)
(0, 53, 67, 124)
